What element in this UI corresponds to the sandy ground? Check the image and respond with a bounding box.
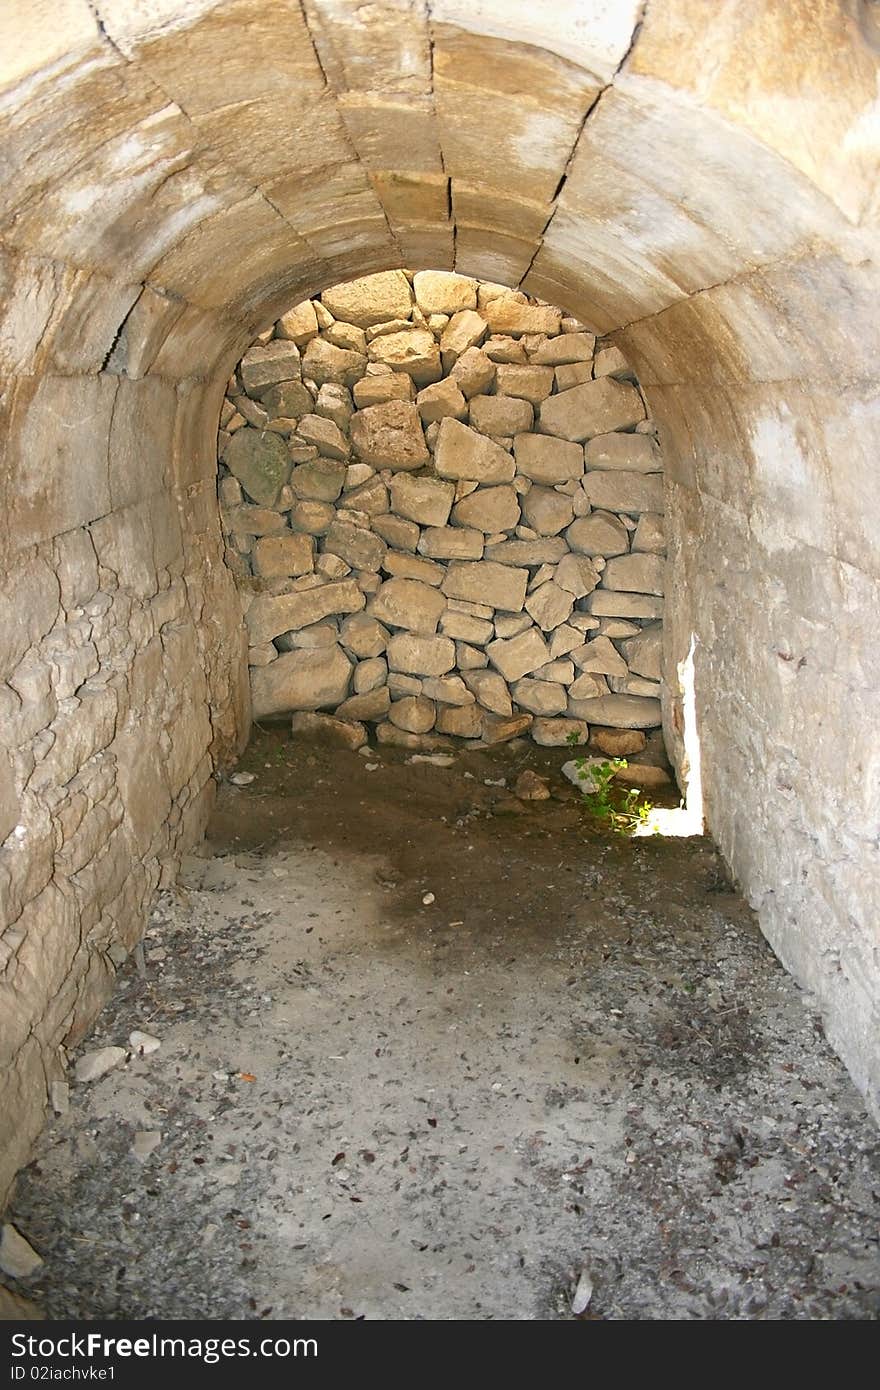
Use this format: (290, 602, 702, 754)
(4, 730, 878, 1320)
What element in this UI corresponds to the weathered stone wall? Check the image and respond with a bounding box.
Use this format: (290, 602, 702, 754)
(0, 0, 878, 1204)
(220, 271, 667, 753)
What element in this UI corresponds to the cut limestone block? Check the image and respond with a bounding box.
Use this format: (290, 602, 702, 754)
(468, 395, 533, 437)
(419, 527, 484, 560)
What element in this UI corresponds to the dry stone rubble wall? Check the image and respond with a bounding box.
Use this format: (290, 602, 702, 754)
(218, 270, 666, 751)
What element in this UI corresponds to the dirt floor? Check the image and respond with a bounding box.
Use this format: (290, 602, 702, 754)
(4, 729, 879, 1320)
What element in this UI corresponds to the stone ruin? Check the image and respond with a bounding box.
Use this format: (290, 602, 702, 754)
(219, 271, 666, 759)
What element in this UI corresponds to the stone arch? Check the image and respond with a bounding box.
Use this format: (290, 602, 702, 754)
(1, 0, 878, 1201)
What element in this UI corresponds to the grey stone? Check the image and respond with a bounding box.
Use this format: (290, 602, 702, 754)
(74, 1047, 127, 1083)
(524, 581, 574, 632)
(511, 678, 567, 715)
(621, 624, 663, 680)
(572, 635, 629, 676)
(262, 380, 314, 417)
(421, 675, 475, 705)
(461, 668, 513, 716)
(0, 1224, 43, 1278)
(531, 717, 590, 746)
(239, 341, 302, 395)
(564, 694, 662, 729)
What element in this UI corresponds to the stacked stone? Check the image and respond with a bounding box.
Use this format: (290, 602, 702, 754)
(217, 270, 665, 750)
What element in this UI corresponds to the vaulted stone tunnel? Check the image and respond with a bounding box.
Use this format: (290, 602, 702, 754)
(1, 0, 878, 1216)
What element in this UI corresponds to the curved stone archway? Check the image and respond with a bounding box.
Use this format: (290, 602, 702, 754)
(1, 0, 878, 1202)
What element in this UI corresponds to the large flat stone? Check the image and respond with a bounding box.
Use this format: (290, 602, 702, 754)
(246, 580, 365, 644)
(388, 473, 455, 526)
(386, 633, 456, 676)
(539, 378, 645, 441)
(513, 433, 583, 484)
(585, 432, 662, 472)
(434, 418, 516, 484)
(441, 560, 528, 612)
(250, 644, 352, 717)
(565, 694, 662, 729)
(582, 470, 664, 514)
(487, 626, 550, 681)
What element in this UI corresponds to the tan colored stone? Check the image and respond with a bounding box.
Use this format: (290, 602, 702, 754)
(350, 400, 429, 471)
(352, 373, 415, 408)
(487, 626, 550, 681)
(421, 675, 475, 705)
(290, 499, 336, 535)
(324, 320, 368, 354)
(481, 712, 533, 745)
(484, 538, 568, 565)
(389, 695, 436, 733)
(340, 612, 390, 658)
(440, 610, 494, 644)
(289, 458, 347, 502)
(369, 577, 447, 634)
(555, 362, 593, 391)
(324, 519, 387, 572)
(250, 644, 352, 718)
(532, 717, 590, 747)
(532, 332, 595, 365)
(439, 309, 488, 360)
(565, 512, 630, 556)
(591, 727, 647, 757)
(301, 338, 367, 387)
(449, 346, 496, 398)
(336, 686, 392, 721)
(494, 364, 555, 403)
(456, 642, 488, 670)
(521, 486, 574, 535)
(602, 553, 665, 595)
(368, 329, 441, 385)
(513, 434, 583, 484)
(588, 591, 664, 620)
(632, 513, 666, 553)
(419, 526, 484, 560)
(436, 702, 483, 737)
(297, 413, 350, 460)
(290, 711, 367, 749)
(451, 483, 520, 532)
(416, 378, 468, 423)
(413, 271, 477, 315)
(484, 296, 562, 336)
(468, 394, 533, 437)
(246, 580, 365, 645)
(539, 378, 645, 441)
(386, 633, 456, 677)
(383, 551, 445, 586)
(239, 341, 302, 396)
(372, 512, 422, 550)
(434, 418, 515, 484)
(321, 270, 413, 327)
(388, 473, 455, 526)
(568, 671, 611, 700)
(585, 432, 661, 472)
(225, 429, 290, 507)
(277, 300, 319, 346)
(252, 533, 315, 579)
(554, 552, 601, 598)
(442, 559, 528, 612)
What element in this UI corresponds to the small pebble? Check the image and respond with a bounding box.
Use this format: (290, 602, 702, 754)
(422, 892, 435, 906)
(229, 771, 256, 786)
(129, 1030, 161, 1055)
